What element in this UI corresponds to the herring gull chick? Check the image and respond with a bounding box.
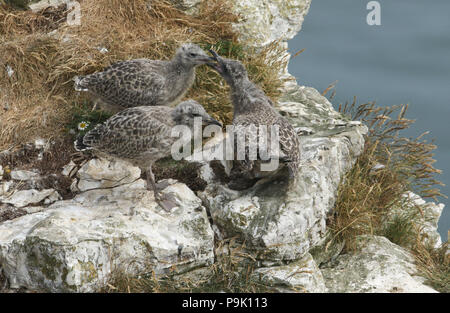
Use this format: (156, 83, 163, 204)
(74, 100, 221, 211)
(209, 50, 300, 189)
(74, 43, 214, 112)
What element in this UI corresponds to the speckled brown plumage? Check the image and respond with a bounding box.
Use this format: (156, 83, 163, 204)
(74, 44, 213, 111)
(209, 51, 300, 185)
(74, 100, 221, 211)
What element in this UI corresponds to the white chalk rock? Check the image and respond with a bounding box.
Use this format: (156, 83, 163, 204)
(0, 189, 60, 208)
(172, 0, 311, 52)
(199, 86, 367, 261)
(61, 160, 77, 177)
(0, 181, 13, 197)
(251, 253, 327, 292)
(232, 0, 312, 48)
(0, 180, 214, 292)
(76, 158, 141, 191)
(10, 170, 40, 181)
(321, 235, 438, 293)
(28, 0, 66, 12)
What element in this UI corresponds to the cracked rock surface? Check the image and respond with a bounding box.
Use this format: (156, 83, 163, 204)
(0, 159, 214, 292)
(321, 236, 438, 293)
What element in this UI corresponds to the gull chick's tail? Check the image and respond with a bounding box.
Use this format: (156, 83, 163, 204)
(75, 124, 106, 151)
(73, 75, 89, 92)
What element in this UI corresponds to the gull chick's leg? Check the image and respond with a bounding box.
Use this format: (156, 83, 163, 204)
(145, 166, 157, 192)
(146, 166, 178, 212)
(155, 179, 172, 191)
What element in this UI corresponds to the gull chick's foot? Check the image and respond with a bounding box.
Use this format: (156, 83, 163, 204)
(156, 192, 178, 212)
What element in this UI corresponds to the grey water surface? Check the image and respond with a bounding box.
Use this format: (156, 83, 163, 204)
(288, 0, 450, 241)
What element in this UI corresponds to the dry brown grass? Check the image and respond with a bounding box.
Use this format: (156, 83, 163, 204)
(0, 0, 286, 150)
(0, 3, 286, 292)
(329, 101, 444, 248)
(326, 99, 448, 292)
(409, 233, 449, 292)
(0, 3, 68, 35)
(100, 238, 270, 293)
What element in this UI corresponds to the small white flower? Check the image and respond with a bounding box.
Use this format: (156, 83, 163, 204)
(77, 121, 89, 131)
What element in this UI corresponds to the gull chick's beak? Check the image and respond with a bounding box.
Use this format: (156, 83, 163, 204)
(209, 49, 220, 60)
(201, 56, 217, 63)
(204, 117, 222, 127)
(207, 49, 223, 73)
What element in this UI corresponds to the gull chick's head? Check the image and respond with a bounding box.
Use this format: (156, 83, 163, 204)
(172, 100, 222, 128)
(176, 43, 215, 66)
(208, 50, 248, 86)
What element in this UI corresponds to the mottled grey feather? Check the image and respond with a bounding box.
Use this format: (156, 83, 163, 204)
(76, 100, 220, 169)
(210, 55, 300, 181)
(74, 43, 213, 110)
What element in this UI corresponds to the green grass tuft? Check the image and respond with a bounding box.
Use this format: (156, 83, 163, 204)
(327, 98, 448, 292)
(65, 101, 114, 137)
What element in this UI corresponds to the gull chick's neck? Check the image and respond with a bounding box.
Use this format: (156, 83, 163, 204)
(230, 79, 266, 113)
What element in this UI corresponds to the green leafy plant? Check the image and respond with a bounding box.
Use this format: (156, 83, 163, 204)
(65, 101, 113, 137)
